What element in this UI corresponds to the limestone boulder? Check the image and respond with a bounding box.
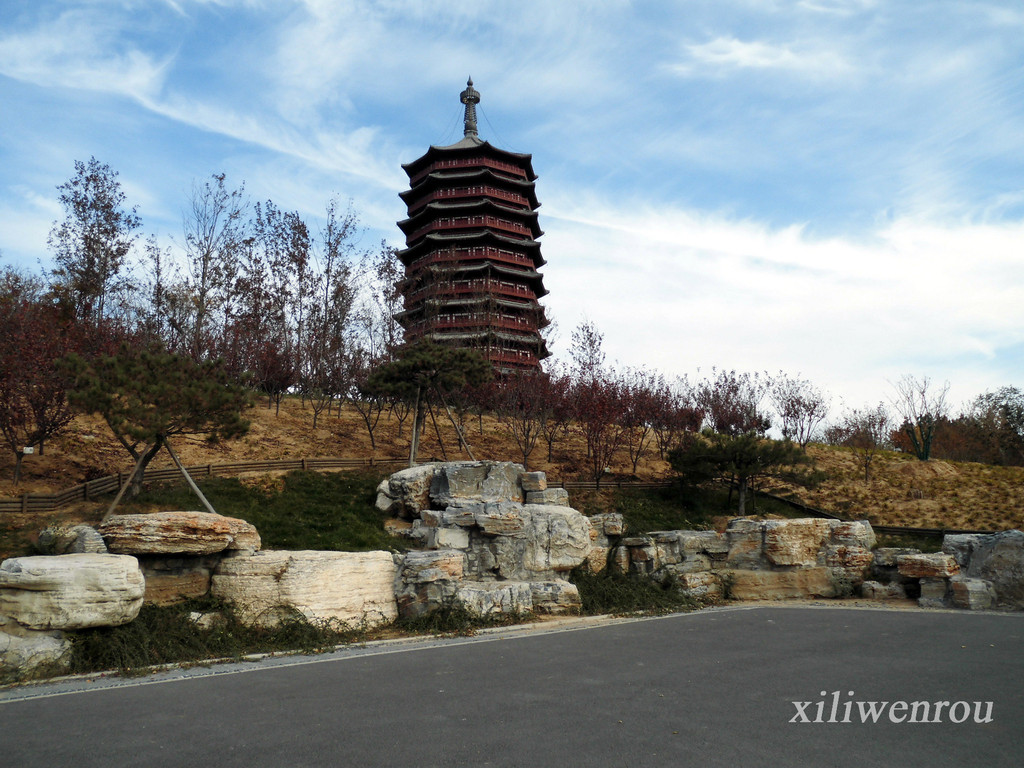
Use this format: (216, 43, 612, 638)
(897, 553, 960, 579)
(36, 525, 107, 555)
(211, 550, 397, 628)
(830, 520, 876, 550)
(944, 530, 1024, 609)
(529, 581, 581, 614)
(99, 511, 260, 556)
(0, 614, 71, 679)
(727, 568, 836, 600)
(0, 554, 144, 630)
(725, 518, 767, 569)
(763, 519, 833, 567)
(589, 512, 625, 537)
(382, 464, 446, 518)
(473, 501, 530, 536)
(918, 577, 950, 609)
(525, 488, 570, 506)
(520, 472, 547, 492)
(455, 581, 533, 617)
(136, 554, 220, 606)
(429, 461, 525, 508)
(400, 549, 465, 584)
(676, 572, 723, 601)
(522, 505, 592, 576)
(860, 580, 908, 600)
(949, 576, 997, 611)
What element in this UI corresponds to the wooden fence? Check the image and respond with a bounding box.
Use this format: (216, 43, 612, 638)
(0, 457, 409, 515)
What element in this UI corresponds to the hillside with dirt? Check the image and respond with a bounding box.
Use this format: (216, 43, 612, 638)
(2, 396, 1023, 538)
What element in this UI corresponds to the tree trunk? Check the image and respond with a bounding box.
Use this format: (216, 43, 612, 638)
(408, 385, 423, 467)
(13, 453, 24, 485)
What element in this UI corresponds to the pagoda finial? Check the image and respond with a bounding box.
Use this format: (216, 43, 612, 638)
(460, 77, 480, 138)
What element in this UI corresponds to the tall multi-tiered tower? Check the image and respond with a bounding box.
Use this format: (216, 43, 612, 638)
(395, 79, 550, 372)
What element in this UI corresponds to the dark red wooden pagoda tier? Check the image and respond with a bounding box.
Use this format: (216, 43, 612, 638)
(395, 79, 550, 372)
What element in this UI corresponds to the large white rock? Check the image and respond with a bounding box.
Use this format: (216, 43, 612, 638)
(455, 581, 533, 616)
(99, 511, 260, 555)
(0, 614, 71, 678)
(430, 461, 525, 507)
(211, 550, 398, 628)
(944, 530, 1024, 609)
(763, 519, 833, 567)
(522, 504, 592, 575)
(0, 554, 144, 630)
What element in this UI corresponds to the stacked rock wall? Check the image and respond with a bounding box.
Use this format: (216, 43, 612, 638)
(378, 462, 590, 618)
(612, 517, 876, 601)
(5, 464, 1023, 681)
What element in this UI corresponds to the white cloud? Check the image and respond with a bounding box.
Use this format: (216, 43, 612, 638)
(671, 36, 853, 78)
(539, 192, 1024, 407)
(0, 11, 170, 102)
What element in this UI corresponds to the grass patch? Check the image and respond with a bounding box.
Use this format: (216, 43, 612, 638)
(61, 595, 363, 679)
(570, 568, 701, 616)
(393, 597, 531, 637)
(121, 469, 406, 552)
(576, 483, 810, 536)
(874, 532, 944, 551)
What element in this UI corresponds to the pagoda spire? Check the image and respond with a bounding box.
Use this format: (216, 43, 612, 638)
(460, 77, 480, 138)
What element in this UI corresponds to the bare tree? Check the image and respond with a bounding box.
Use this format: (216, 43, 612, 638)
(178, 173, 248, 360)
(829, 404, 892, 482)
(48, 157, 140, 325)
(695, 369, 771, 436)
(890, 375, 950, 461)
(651, 375, 702, 460)
(769, 372, 830, 450)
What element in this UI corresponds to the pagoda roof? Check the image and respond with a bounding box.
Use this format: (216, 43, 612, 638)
(402, 138, 537, 182)
(397, 229, 545, 265)
(400, 168, 540, 208)
(397, 198, 542, 236)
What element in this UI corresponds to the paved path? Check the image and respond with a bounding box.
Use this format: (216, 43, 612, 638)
(2, 605, 1022, 767)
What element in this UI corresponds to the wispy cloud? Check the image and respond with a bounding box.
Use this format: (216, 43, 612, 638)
(0, 9, 171, 101)
(670, 36, 854, 78)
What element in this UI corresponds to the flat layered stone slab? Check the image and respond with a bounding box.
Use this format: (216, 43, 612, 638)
(727, 567, 836, 600)
(897, 552, 960, 579)
(99, 511, 260, 555)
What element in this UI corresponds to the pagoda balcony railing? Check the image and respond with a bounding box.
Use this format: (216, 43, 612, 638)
(404, 278, 536, 303)
(407, 248, 537, 272)
(410, 157, 528, 185)
(488, 350, 540, 367)
(414, 314, 540, 334)
(406, 186, 531, 213)
(407, 216, 533, 243)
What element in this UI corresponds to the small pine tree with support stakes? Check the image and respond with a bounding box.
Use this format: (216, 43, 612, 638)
(60, 343, 252, 518)
(364, 339, 491, 466)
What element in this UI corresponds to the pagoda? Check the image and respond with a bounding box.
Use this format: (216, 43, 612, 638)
(395, 79, 550, 372)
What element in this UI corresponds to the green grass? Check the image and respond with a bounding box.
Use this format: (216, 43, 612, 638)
(570, 568, 702, 616)
(57, 595, 364, 680)
(576, 483, 809, 536)
(874, 532, 943, 552)
(121, 469, 407, 552)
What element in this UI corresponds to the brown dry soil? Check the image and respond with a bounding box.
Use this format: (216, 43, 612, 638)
(1, 397, 1022, 561)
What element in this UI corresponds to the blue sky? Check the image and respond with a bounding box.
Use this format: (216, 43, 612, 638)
(2, 0, 1023, 413)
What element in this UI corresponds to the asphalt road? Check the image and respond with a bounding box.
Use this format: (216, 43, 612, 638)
(1, 605, 1022, 768)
